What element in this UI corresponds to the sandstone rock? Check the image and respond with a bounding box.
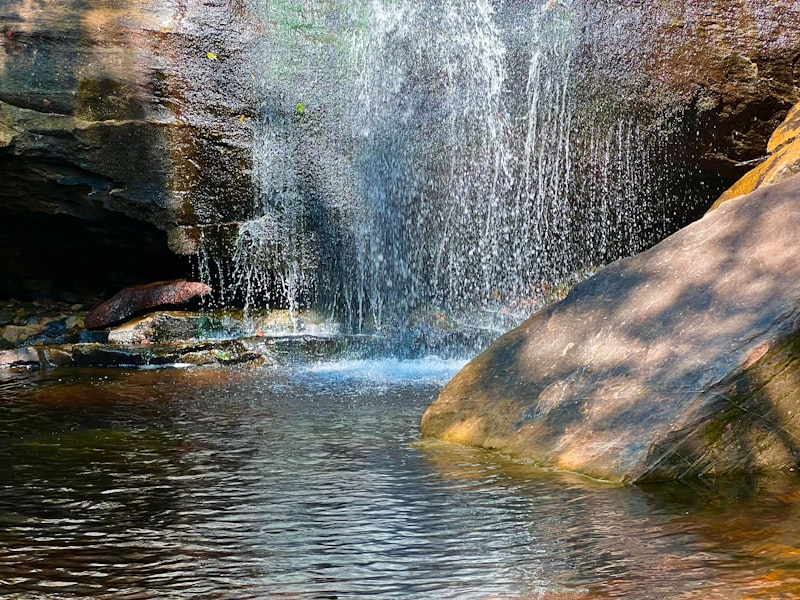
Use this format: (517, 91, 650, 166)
(108, 312, 198, 345)
(1, 0, 798, 304)
(709, 101, 800, 210)
(421, 173, 800, 483)
(70, 340, 261, 368)
(107, 311, 231, 345)
(709, 98, 800, 211)
(177, 351, 219, 367)
(768, 103, 800, 153)
(0, 0, 257, 299)
(70, 343, 199, 368)
(65, 315, 82, 330)
(636, 2, 800, 181)
(85, 280, 212, 330)
(709, 137, 800, 209)
(39, 347, 75, 368)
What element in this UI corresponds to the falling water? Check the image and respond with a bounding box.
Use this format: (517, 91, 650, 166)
(199, 0, 698, 342)
(347, 0, 512, 330)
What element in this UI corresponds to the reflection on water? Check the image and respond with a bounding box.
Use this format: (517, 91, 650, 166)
(2, 362, 800, 599)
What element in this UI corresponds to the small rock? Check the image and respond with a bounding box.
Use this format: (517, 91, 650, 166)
(179, 350, 219, 366)
(43, 318, 67, 338)
(65, 315, 82, 330)
(40, 347, 75, 368)
(2, 324, 45, 344)
(0, 347, 40, 368)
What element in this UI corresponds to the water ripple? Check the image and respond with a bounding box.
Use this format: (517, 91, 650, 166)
(2, 364, 800, 598)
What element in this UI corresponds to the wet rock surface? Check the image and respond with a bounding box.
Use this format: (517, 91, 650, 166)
(710, 100, 800, 210)
(1, 1, 799, 302)
(0, 297, 378, 370)
(421, 173, 800, 483)
(636, 1, 800, 182)
(0, 0, 258, 299)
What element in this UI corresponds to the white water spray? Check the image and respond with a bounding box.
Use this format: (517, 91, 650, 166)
(198, 0, 697, 346)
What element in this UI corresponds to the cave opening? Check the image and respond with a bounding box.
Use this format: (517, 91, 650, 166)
(0, 207, 189, 304)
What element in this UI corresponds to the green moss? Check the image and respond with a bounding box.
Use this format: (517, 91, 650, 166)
(704, 418, 729, 445)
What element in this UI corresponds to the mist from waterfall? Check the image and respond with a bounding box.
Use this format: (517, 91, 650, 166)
(198, 0, 697, 340)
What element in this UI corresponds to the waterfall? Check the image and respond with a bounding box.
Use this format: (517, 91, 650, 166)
(199, 0, 698, 342)
(348, 0, 512, 331)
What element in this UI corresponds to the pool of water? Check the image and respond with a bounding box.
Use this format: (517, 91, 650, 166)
(2, 359, 800, 599)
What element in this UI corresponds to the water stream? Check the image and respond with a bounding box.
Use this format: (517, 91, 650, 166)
(2, 364, 800, 599)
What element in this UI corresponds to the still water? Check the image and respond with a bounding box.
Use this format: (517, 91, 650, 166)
(2, 359, 800, 599)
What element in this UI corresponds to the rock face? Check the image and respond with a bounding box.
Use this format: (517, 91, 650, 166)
(85, 280, 212, 329)
(0, 0, 258, 298)
(709, 101, 800, 210)
(570, 1, 800, 185)
(636, 1, 800, 182)
(421, 174, 800, 483)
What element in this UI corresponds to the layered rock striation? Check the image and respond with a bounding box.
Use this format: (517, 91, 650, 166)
(0, 0, 258, 298)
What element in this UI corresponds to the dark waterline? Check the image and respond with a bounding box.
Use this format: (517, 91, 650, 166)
(1, 361, 800, 599)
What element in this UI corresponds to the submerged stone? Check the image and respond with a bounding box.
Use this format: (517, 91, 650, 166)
(0, 347, 41, 368)
(0, 300, 376, 370)
(421, 174, 800, 483)
(69, 341, 261, 368)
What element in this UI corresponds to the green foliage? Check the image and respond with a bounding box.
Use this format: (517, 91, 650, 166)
(266, 0, 341, 46)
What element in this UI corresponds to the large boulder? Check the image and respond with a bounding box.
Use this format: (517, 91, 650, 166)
(421, 173, 800, 483)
